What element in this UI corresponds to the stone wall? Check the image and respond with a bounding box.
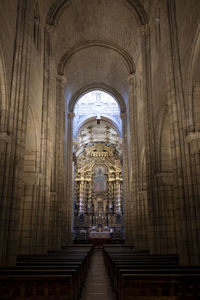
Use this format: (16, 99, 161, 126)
(0, 0, 200, 266)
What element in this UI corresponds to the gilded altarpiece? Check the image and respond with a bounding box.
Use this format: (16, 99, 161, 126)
(73, 143, 123, 239)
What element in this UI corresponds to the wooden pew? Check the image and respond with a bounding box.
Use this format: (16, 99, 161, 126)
(0, 245, 93, 300)
(16, 252, 90, 295)
(0, 268, 79, 300)
(104, 249, 179, 283)
(120, 273, 200, 300)
(0, 274, 73, 300)
(17, 253, 89, 278)
(103, 246, 200, 299)
(115, 266, 200, 298)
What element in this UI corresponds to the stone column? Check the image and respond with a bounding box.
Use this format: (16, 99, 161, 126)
(0, 133, 11, 264)
(19, 172, 40, 254)
(0, 0, 33, 265)
(48, 74, 67, 251)
(138, 190, 149, 250)
(185, 84, 200, 263)
(185, 132, 200, 264)
(62, 111, 75, 246)
(126, 73, 141, 246)
(36, 23, 54, 254)
(141, 24, 159, 253)
(156, 172, 176, 254)
(120, 111, 129, 242)
(163, 0, 200, 263)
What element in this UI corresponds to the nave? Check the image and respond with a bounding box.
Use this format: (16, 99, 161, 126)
(1, 243, 200, 299)
(80, 249, 116, 300)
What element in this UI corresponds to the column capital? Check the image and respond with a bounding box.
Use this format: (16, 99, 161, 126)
(45, 23, 55, 33)
(68, 112, 75, 119)
(185, 132, 200, 143)
(120, 111, 126, 120)
(0, 132, 11, 143)
(57, 73, 67, 86)
(139, 24, 149, 35)
(127, 73, 135, 83)
(185, 132, 200, 154)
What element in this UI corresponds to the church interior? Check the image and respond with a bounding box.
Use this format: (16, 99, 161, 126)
(0, 0, 200, 299)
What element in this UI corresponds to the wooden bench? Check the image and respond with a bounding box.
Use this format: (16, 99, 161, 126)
(0, 268, 79, 300)
(103, 246, 200, 299)
(115, 266, 200, 297)
(17, 253, 89, 279)
(0, 245, 93, 300)
(120, 273, 200, 300)
(104, 249, 179, 284)
(0, 274, 73, 300)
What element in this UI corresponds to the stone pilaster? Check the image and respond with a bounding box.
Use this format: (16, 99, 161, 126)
(155, 172, 176, 254)
(138, 190, 149, 250)
(62, 111, 75, 245)
(141, 23, 160, 254)
(19, 172, 40, 254)
(126, 73, 142, 247)
(0, 0, 33, 265)
(0, 133, 11, 264)
(36, 23, 54, 254)
(163, 0, 200, 264)
(120, 111, 129, 242)
(185, 132, 200, 264)
(48, 73, 67, 250)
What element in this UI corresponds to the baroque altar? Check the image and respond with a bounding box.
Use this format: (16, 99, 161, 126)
(73, 142, 124, 240)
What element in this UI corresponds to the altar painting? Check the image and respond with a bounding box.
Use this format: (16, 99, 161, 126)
(93, 165, 107, 192)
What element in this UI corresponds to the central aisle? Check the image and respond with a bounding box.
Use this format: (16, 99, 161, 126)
(81, 249, 116, 300)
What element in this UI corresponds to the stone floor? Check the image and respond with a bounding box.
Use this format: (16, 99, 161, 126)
(80, 249, 117, 300)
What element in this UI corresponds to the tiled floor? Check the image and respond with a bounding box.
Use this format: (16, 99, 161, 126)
(80, 249, 116, 300)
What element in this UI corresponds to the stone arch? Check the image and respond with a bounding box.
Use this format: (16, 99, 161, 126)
(74, 116, 121, 138)
(187, 24, 200, 132)
(0, 47, 8, 132)
(46, 0, 148, 26)
(58, 40, 135, 75)
(68, 83, 126, 114)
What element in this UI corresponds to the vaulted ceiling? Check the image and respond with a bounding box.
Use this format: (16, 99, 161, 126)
(46, 0, 150, 105)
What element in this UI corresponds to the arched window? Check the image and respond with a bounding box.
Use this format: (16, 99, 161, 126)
(73, 90, 121, 137)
